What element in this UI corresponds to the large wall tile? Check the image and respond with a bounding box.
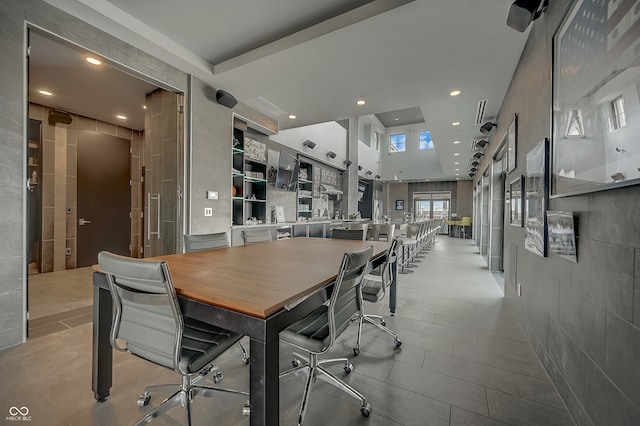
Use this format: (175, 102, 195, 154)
(571, 239, 634, 322)
(548, 318, 585, 402)
(540, 353, 594, 426)
(635, 249, 640, 327)
(604, 312, 640, 409)
(558, 274, 606, 368)
(583, 359, 640, 425)
(588, 186, 640, 245)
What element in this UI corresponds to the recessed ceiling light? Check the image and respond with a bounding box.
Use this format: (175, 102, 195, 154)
(452, 121, 460, 126)
(356, 98, 366, 106)
(453, 140, 460, 144)
(394, 118, 399, 121)
(86, 57, 101, 65)
(116, 114, 127, 120)
(456, 173, 460, 176)
(449, 90, 461, 96)
(454, 162, 460, 165)
(143, 105, 147, 109)
(454, 153, 460, 156)
(455, 168, 459, 171)
(38, 90, 53, 96)
(456, 177, 460, 180)
(289, 114, 297, 119)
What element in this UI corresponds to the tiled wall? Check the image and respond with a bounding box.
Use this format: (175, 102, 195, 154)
(483, 0, 640, 423)
(29, 104, 143, 271)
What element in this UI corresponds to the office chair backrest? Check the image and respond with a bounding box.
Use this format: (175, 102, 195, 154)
(328, 246, 373, 343)
(183, 232, 229, 252)
(98, 251, 181, 372)
(242, 228, 273, 244)
(405, 223, 421, 239)
(380, 237, 399, 286)
(374, 223, 395, 241)
(331, 228, 365, 241)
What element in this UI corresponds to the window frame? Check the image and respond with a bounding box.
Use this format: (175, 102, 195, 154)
(418, 130, 435, 150)
(389, 133, 407, 153)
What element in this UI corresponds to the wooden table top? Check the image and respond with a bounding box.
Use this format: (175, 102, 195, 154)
(150, 238, 390, 319)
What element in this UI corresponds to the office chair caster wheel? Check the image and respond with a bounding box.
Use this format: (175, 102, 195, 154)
(137, 392, 150, 407)
(353, 347, 360, 356)
(242, 356, 250, 365)
(394, 338, 402, 348)
(292, 359, 301, 368)
(380, 320, 387, 326)
(212, 370, 224, 384)
(361, 403, 371, 417)
(242, 400, 251, 416)
(344, 363, 353, 374)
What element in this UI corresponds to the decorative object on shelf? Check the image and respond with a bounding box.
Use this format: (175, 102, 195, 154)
(507, 114, 517, 173)
(547, 211, 577, 263)
(509, 175, 524, 227)
(395, 200, 404, 211)
(524, 138, 549, 257)
(552, 0, 640, 196)
(273, 206, 285, 223)
(232, 186, 236, 197)
(244, 138, 266, 162)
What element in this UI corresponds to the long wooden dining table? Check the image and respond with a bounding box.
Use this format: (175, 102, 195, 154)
(91, 237, 393, 425)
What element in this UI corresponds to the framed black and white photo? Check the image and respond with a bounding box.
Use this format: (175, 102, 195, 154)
(547, 211, 577, 263)
(507, 114, 517, 173)
(509, 175, 524, 227)
(552, 0, 640, 196)
(525, 138, 549, 257)
(395, 200, 404, 211)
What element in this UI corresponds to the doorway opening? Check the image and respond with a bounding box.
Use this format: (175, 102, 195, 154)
(26, 28, 185, 338)
(413, 191, 451, 233)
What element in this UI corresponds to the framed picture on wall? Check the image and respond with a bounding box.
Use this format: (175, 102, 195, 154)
(509, 175, 524, 227)
(547, 210, 577, 263)
(524, 138, 549, 257)
(395, 200, 404, 211)
(552, 0, 640, 196)
(507, 114, 517, 173)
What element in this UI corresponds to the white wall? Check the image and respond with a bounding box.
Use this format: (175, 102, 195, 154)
(271, 121, 347, 169)
(357, 115, 384, 179)
(381, 123, 444, 181)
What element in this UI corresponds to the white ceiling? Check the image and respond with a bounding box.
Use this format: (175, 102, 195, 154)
(36, 0, 531, 181)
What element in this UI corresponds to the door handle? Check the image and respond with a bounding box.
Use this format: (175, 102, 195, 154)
(79, 218, 92, 225)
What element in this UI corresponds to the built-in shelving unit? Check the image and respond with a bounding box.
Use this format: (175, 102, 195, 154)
(232, 122, 268, 225)
(298, 160, 313, 219)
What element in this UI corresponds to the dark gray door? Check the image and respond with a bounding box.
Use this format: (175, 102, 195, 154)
(77, 130, 130, 267)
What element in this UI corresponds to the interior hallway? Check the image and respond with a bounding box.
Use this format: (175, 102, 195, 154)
(1, 237, 574, 425)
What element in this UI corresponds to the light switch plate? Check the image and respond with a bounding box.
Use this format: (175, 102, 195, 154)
(207, 191, 218, 200)
(204, 207, 213, 216)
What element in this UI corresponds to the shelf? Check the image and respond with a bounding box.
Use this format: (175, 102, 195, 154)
(299, 178, 312, 184)
(245, 157, 266, 165)
(298, 195, 313, 199)
(245, 198, 266, 203)
(233, 147, 244, 154)
(232, 196, 244, 201)
(244, 176, 266, 183)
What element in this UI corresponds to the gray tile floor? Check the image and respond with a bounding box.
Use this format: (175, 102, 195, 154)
(1, 237, 575, 425)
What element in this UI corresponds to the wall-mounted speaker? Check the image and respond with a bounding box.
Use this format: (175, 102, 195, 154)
(48, 109, 72, 126)
(216, 89, 238, 109)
